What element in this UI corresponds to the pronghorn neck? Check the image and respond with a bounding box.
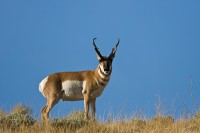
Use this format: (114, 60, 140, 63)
(95, 64, 111, 80)
(92, 65, 111, 89)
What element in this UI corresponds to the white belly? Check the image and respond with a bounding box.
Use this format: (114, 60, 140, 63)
(61, 80, 85, 101)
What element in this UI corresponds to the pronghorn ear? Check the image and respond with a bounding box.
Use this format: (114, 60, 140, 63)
(109, 52, 116, 60)
(108, 38, 120, 60)
(96, 53, 102, 61)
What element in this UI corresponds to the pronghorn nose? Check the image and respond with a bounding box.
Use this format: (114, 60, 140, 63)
(104, 68, 109, 72)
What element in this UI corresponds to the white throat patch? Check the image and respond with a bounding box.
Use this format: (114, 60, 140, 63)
(98, 68, 110, 80)
(99, 64, 106, 74)
(99, 64, 111, 75)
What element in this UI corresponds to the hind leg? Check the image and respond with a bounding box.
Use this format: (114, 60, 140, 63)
(41, 105, 48, 121)
(41, 98, 60, 121)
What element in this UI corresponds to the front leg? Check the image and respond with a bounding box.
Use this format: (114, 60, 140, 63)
(83, 93, 91, 120)
(91, 98, 96, 120)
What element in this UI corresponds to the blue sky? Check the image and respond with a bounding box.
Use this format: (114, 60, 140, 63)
(0, 0, 200, 119)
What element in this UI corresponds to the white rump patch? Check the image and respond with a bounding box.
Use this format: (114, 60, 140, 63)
(61, 80, 86, 101)
(39, 76, 48, 96)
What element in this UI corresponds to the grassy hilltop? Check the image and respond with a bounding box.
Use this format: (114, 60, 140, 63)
(0, 104, 200, 133)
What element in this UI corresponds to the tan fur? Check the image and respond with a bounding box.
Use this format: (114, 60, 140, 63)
(40, 62, 113, 121)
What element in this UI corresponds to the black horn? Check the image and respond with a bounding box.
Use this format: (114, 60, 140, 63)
(109, 38, 120, 58)
(93, 38, 103, 59)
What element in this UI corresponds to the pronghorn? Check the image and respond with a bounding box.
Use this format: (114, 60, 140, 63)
(39, 38, 120, 121)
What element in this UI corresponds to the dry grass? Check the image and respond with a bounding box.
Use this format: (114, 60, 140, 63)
(0, 104, 200, 133)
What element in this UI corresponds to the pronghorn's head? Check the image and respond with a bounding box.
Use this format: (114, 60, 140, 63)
(93, 38, 120, 74)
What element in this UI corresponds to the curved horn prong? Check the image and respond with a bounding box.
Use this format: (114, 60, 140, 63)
(115, 38, 120, 48)
(109, 38, 120, 58)
(93, 38, 103, 59)
(113, 38, 120, 53)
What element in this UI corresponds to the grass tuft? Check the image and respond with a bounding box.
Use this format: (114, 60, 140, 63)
(51, 111, 88, 130)
(0, 109, 7, 118)
(0, 104, 36, 130)
(0, 104, 200, 133)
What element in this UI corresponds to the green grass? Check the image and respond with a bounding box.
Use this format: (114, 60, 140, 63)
(0, 104, 200, 133)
